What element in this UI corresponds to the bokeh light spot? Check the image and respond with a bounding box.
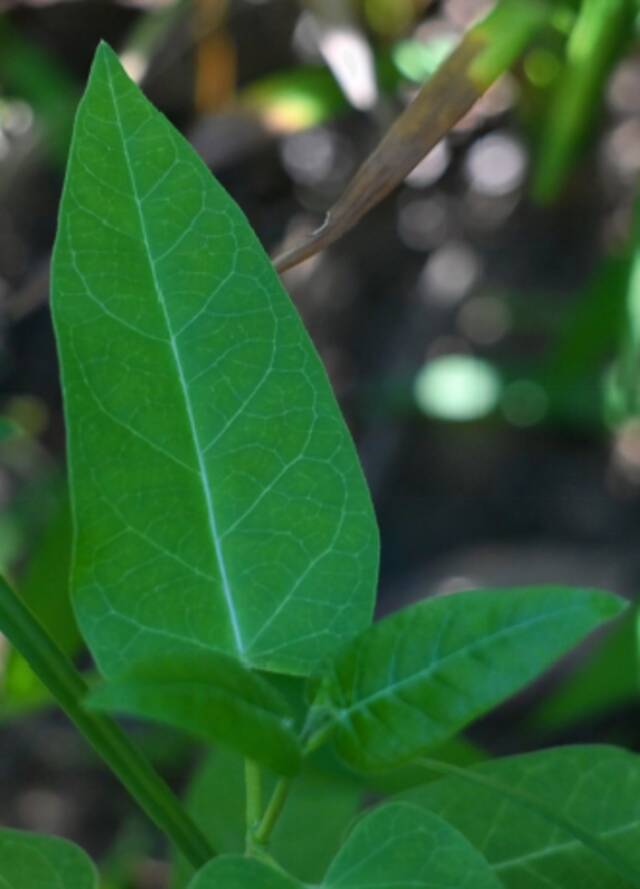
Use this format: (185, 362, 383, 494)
(414, 354, 501, 421)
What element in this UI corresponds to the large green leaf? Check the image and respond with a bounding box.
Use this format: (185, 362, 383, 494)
(51, 42, 378, 679)
(189, 856, 299, 889)
(404, 746, 640, 889)
(188, 804, 501, 889)
(174, 746, 362, 887)
(321, 802, 502, 889)
(315, 586, 625, 771)
(86, 650, 301, 775)
(0, 829, 97, 888)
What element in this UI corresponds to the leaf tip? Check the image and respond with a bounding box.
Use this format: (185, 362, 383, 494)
(92, 39, 126, 82)
(95, 39, 117, 61)
(576, 587, 629, 627)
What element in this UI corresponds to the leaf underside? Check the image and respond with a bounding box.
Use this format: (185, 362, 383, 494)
(405, 745, 640, 889)
(318, 586, 625, 772)
(51, 42, 378, 679)
(322, 802, 502, 889)
(86, 650, 301, 775)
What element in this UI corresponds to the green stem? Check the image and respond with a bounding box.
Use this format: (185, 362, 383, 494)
(254, 778, 291, 847)
(244, 758, 262, 851)
(0, 574, 214, 869)
(419, 757, 640, 889)
(531, 0, 634, 202)
(303, 720, 335, 757)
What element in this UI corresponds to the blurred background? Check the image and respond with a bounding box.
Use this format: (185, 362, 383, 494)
(1, 0, 640, 885)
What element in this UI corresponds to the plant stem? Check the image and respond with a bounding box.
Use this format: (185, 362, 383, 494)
(303, 720, 335, 756)
(254, 778, 291, 847)
(530, 0, 634, 202)
(0, 574, 214, 869)
(244, 758, 262, 850)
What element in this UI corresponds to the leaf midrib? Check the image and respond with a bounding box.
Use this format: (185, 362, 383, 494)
(104, 60, 245, 656)
(492, 817, 640, 873)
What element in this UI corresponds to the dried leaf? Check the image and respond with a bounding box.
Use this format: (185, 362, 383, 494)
(274, 0, 550, 273)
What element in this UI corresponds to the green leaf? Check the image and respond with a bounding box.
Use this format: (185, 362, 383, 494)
(189, 856, 299, 889)
(315, 586, 625, 771)
(51, 41, 378, 680)
(0, 829, 97, 888)
(364, 735, 487, 795)
(404, 745, 640, 889)
(322, 801, 501, 889)
(86, 650, 301, 775)
(174, 746, 362, 887)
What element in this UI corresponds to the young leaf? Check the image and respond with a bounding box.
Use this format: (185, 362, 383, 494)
(51, 42, 378, 680)
(189, 856, 299, 889)
(173, 746, 362, 887)
(404, 746, 640, 889)
(0, 829, 97, 889)
(323, 801, 501, 889)
(86, 650, 301, 775)
(315, 586, 625, 772)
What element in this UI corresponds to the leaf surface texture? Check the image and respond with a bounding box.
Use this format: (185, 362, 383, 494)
(52, 43, 378, 678)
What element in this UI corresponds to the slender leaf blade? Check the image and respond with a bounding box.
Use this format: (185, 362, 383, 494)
(531, 0, 634, 204)
(323, 802, 502, 889)
(404, 746, 640, 889)
(0, 829, 97, 889)
(51, 42, 378, 679)
(316, 586, 625, 771)
(86, 650, 301, 775)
